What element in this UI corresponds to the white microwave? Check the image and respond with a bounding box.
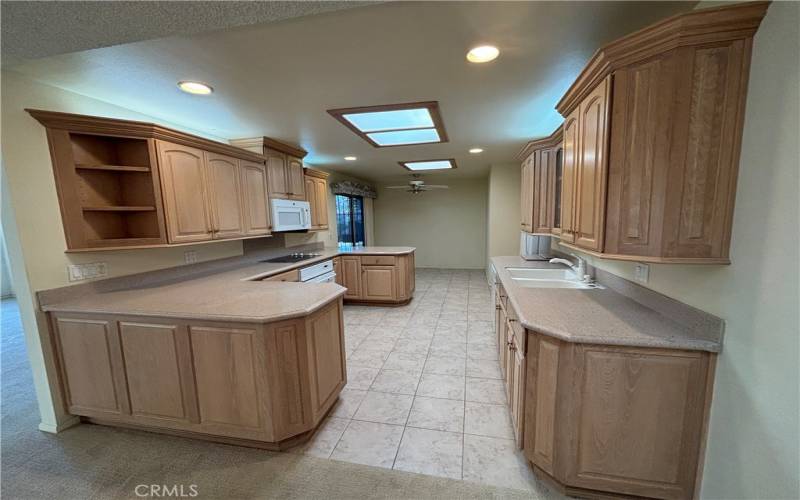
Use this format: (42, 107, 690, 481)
(271, 199, 311, 232)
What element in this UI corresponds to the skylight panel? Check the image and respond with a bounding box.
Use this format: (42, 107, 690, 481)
(343, 109, 434, 132)
(328, 101, 448, 147)
(399, 159, 457, 171)
(368, 129, 440, 146)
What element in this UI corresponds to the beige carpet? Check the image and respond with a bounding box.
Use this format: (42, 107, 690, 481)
(1, 298, 540, 499)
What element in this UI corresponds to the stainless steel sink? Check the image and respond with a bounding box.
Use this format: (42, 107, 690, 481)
(505, 267, 601, 289)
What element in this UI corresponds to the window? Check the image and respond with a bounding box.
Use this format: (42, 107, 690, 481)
(327, 101, 448, 148)
(335, 194, 365, 245)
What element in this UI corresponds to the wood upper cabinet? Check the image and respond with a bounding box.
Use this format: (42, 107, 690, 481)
(304, 169, 329, 231)
(239, 160, 271, 236)
(286, 156, 306, 200)
(340, 256, 362, 299)
(157, 141, 214, 243)
(265, 148, 291, 199)
(520, 126, 563, 235)
(573, 77, 610, 252)
(520, 157, 534, 232)
(555, 2, 767, 263)
(559, 112, 579, 244)
(205, 152, 245, 239)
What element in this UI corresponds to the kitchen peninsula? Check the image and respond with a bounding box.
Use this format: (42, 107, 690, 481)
(39, 245, 415, 449)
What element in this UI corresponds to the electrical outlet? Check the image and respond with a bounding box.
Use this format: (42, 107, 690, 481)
(67, 262, 108, 282)
(184, 251, 198, 264)
(634, 263, 650, 284)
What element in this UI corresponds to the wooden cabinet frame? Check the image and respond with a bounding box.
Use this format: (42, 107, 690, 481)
(553, 2, 768, 263)
(518, 126, 563, 236)
(49, 299, 346, 450)
(340, 253, 415, 305)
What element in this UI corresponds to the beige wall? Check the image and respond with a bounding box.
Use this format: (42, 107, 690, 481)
(1, 70, 246, 430)
(486, 163, 521, 270)
(558, 4, 799, 497)
(374, 177, 488, 269)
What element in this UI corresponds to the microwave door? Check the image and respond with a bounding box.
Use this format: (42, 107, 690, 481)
(277, 210, 302, 230)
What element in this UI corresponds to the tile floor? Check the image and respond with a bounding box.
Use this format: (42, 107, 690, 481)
(290, 268, 554, 495)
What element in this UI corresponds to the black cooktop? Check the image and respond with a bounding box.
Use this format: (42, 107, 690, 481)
(260, 253, 322, 264)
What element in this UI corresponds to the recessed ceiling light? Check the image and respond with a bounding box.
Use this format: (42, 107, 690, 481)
(469, 148, 484, 154)
(466, 45, 499, 63)
(399, 159, 457, 171)
(177, 81, 213, 95)
(328, 102, 448, 147)
(344, 156, 357, 161)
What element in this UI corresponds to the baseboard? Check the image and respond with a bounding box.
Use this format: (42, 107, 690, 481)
(38, 415, 80, 434)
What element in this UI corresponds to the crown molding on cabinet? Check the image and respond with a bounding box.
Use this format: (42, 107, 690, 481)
(516, 125, 564, 161)
(230, 136, 307, 159)
(26, 109, 266, 163)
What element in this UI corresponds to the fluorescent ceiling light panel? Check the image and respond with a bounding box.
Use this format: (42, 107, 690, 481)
(400, 159, 457, 171)
(368, 128, 440, 146)
(328, 101, 447, 147)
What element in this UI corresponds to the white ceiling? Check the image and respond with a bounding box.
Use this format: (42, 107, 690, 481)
(6, 1, 694, 182)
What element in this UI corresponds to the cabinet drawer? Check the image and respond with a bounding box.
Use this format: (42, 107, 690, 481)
(360, 255, 396, 266)
(262, 269, 300, 282)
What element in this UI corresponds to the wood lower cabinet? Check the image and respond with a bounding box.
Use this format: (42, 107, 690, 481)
(333, 257, 343, 286)
(340, 256, 362, 299)
(361, 266, 397, 301)
(340, 253, 415, 304)
(554, 2, 768, 263)
(262, 269, 300, 282)
(49, 299, 346, 448)
(522, 333, 715, 499)
(304, 169, 329, 231)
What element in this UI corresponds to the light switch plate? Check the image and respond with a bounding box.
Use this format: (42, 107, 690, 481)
(184, 251, 198, 264)
(634, 263, 650, 284)
(67, 262, 108, 282)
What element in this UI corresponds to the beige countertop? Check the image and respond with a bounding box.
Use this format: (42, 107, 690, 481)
(492, 256, 722, 353)
(40, 246, 415, 323)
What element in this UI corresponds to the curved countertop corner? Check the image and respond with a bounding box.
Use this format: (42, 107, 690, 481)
(492, 256, 722, 353)
(40, 246, 415, 323)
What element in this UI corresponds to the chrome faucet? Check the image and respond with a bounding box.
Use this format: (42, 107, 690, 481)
(549, 254, 587, 280)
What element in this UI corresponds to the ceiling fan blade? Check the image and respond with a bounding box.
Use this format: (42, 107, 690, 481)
(425, 185, 449, 189)
(385, 186, 408, 189)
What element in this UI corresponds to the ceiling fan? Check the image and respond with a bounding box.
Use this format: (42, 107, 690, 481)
(385, 175, 449, 195)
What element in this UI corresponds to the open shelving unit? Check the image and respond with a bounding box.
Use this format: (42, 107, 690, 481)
(68, 133, 165, 247)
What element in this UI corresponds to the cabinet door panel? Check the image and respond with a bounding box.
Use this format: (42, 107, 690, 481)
(190, 326, 263, 433)
(567, 346, 709, 499)
(560, 113, 579, 243)
(306, 302, 345, 420)
(240, 160, 271, 235)
(265, 150, 289, 198)
(205, 152, 244, 239)
(520, 158, 534, 231)
(532, 337, 560, 474)
(574, 77, 610, 252)
(510, 342, 526, 448)
(287, 157, 306, 200)
(341, 256, 362, 299)
(362, 266, 397, 301)
(55, 316, 128, 415)
(119, 321, 196, 421)
(315, 178, 329, 228)
(333, 257, 343, 286)
(304, 176, 318, 227)
(157, 141, 212, 243)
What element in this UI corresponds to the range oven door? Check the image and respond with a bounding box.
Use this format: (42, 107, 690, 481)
(271, 199, 311, 231)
